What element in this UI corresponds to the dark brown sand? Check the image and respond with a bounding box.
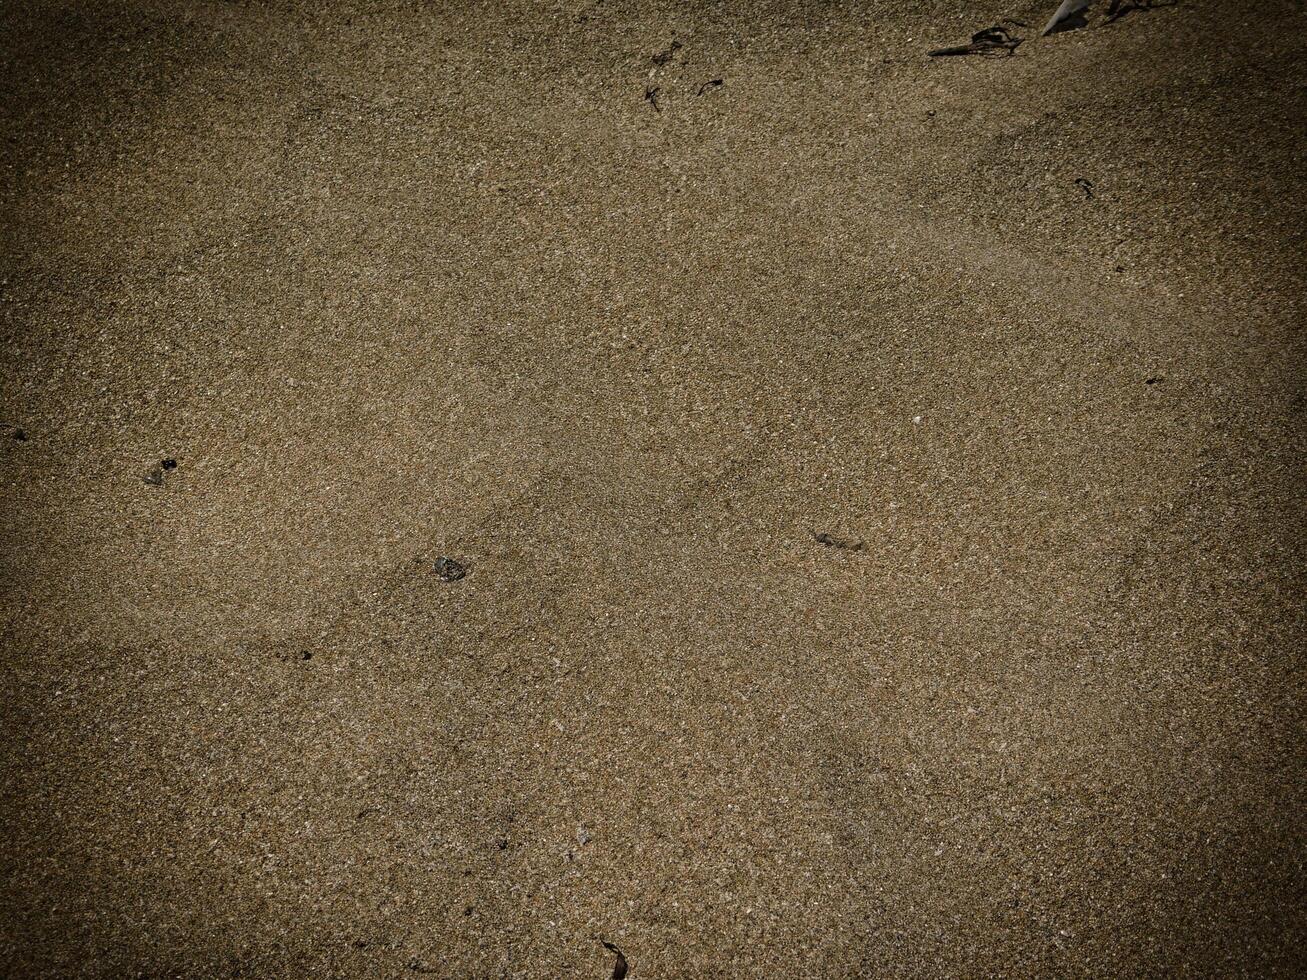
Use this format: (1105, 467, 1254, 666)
(2, 1, 1304, 976)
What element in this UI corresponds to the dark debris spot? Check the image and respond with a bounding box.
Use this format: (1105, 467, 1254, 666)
(496, 837, 509, 850)
(1106, 0, 1177, 25)
(602, 941, 629, 980)
(815, 532, 864, 551)
(697, 78, 724, 95)
(144, 458, 178, 486)
(1146, 377, 1164, 385)
(11, 428, 26, 441)
(651, 40, 681, 66)
(435, 557, 467, 582)
(464, 905, 474, 916)
(351, 939, 370, 949)
(644, 85, 661, 112)
(1075, 177, 1094, 198)
(407, 958, 439, 974)
(929, 25, 1022, 57)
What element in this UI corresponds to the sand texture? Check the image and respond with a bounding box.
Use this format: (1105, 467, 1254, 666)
(2, 0, 1304, 976)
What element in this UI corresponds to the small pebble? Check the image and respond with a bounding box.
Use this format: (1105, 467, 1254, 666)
(435, 557, 467, 582)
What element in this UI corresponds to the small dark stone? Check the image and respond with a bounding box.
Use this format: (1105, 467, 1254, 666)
(161, 458, 178, 470)
(496, 837, 509, 850)
(301, 650, 313, 660)
(463, 905, 474, 916)
(435, 557, 467, 582)
(12, 428, 26, 441)
(1145, 377, 1163, 385)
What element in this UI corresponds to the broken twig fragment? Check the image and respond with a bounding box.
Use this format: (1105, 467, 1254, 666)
(1105, 0, 1176, 25)
(601, 941, 628, 980)
(815, 532, 864, 552)
(929, 26, 1022, 57)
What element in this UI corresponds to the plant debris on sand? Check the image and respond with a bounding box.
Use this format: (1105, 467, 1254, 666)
(929, 25, 1022, 57)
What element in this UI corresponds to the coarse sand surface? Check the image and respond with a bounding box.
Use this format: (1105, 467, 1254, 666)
(1, 1, 1304, 976)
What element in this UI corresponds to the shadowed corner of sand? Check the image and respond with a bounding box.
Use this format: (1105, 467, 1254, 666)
(0, 1, 246, 259)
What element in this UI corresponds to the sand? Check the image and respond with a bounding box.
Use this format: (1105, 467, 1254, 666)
(1, 0, 1304, 975)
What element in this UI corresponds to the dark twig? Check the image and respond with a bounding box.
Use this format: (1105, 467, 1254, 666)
(602, 941, 628, 980)
(929, 26, 1022, 58)
(815, 532, 864, 552)
(1106, 0, 1177, 25)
